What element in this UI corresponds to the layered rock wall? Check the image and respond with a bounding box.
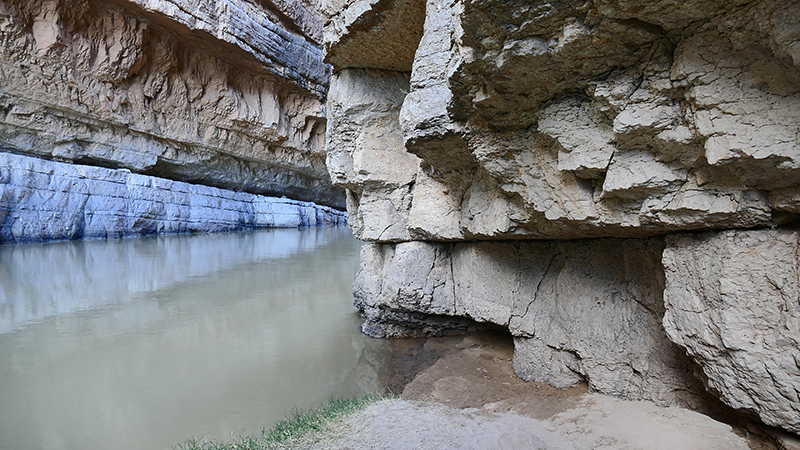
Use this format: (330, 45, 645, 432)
(0, 0, 345, 214)
(0, 152, 345, 243)
(324, 0, 800, 434)
(329, 0, 800, 242)
(355, 238, 705, 407)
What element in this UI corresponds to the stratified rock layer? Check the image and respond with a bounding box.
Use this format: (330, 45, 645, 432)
(0, 152, 345, 243)
(355, 238, 703, 407)
(0, 0, 344, 209)
(327, 0, 799, 242)
(324, 0, 800, 434)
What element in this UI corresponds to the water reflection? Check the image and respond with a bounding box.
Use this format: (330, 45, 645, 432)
(0, 227, 388, 450)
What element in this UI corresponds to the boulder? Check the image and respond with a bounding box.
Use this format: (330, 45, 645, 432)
(663, 229, 800, 433)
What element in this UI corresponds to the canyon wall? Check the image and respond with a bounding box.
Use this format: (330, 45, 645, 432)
(323, 0, 800, 434)
(0, 152, 344, 243)
(0, 0, 346, 242)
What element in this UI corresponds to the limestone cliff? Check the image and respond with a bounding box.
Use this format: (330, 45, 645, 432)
(0, 152, 345, 243)
(0, 0, 344, 215)
(324, 0, 800, 434)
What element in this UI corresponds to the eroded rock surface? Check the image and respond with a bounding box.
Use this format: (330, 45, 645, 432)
(0, 152, 345, 243)
(327, 0, 799, 242)
(663, 229, 800, 433)
(356, 238, 703, 406)
(0, 0, 344, 213)
(324, 0, 800, 434)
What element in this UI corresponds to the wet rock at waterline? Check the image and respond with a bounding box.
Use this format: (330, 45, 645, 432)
(324, 0, 800, 434)
(0, 152, 345, 243)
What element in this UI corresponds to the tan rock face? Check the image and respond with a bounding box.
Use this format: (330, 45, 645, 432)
(355, 238, 704, 407)
(325, 69, 417, 240)
(0, 0, 344, 208)
(327, 0, 800, 240)
(325, 0, 800, 434)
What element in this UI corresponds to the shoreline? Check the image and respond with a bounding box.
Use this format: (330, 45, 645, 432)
(180, 331, 796, 450)
(348, 331, 785, 450)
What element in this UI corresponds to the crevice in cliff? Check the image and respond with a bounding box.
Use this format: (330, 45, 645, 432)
(509, 251, 561, 336)
(359, 303, 501, 339)
(447, 243, 457, 315)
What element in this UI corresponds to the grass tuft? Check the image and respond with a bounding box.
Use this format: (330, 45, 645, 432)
(175, 392, 391, 450)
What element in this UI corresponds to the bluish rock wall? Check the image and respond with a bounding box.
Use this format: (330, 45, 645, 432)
(0, 152, 346, 243)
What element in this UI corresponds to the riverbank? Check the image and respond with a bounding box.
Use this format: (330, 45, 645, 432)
(183, 331, 794, 450)
(304, 332, 780, 450)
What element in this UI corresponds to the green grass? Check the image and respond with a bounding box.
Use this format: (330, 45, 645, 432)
(175, 392, 391, 450)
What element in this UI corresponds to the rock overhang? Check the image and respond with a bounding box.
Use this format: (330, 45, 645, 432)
(323, 0, 800, 435)
(0, 0, 346, 210)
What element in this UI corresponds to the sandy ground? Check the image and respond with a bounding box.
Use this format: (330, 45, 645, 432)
(299, 332, 791, 450)
(306, 398, 751, 450)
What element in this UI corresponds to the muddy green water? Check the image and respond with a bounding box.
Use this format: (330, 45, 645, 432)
(0, 226, 388, 450)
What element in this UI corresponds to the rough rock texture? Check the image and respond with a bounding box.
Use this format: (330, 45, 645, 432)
(321, 0, 426, 72)
(0, 0, 344, 209)
(327, 0, 800, 241)
(0, 151, 345, 243)
(122, 0, 329, 93)
(355, 238, 704, 406)
(326, 69, 419, 242)
(663, 229, 800, 433)
(324, 0, 800, 434)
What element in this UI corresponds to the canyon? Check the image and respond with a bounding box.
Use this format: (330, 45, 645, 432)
(323, 0, 800, 435)
(0, 0, 798, 442)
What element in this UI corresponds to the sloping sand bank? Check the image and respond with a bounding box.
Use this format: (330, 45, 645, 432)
(302, 333, 792, 449)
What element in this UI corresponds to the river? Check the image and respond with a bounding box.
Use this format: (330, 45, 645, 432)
(0, 226, 388, 450)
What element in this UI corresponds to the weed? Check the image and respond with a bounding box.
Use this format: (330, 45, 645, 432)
(175, 392, 391, 450)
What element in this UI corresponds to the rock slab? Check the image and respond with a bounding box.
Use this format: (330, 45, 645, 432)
(663, 229, 800, 433)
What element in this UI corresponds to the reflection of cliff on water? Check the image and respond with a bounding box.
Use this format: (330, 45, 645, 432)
(0, 226, 389, 450)
(1, 227, 344, 332)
